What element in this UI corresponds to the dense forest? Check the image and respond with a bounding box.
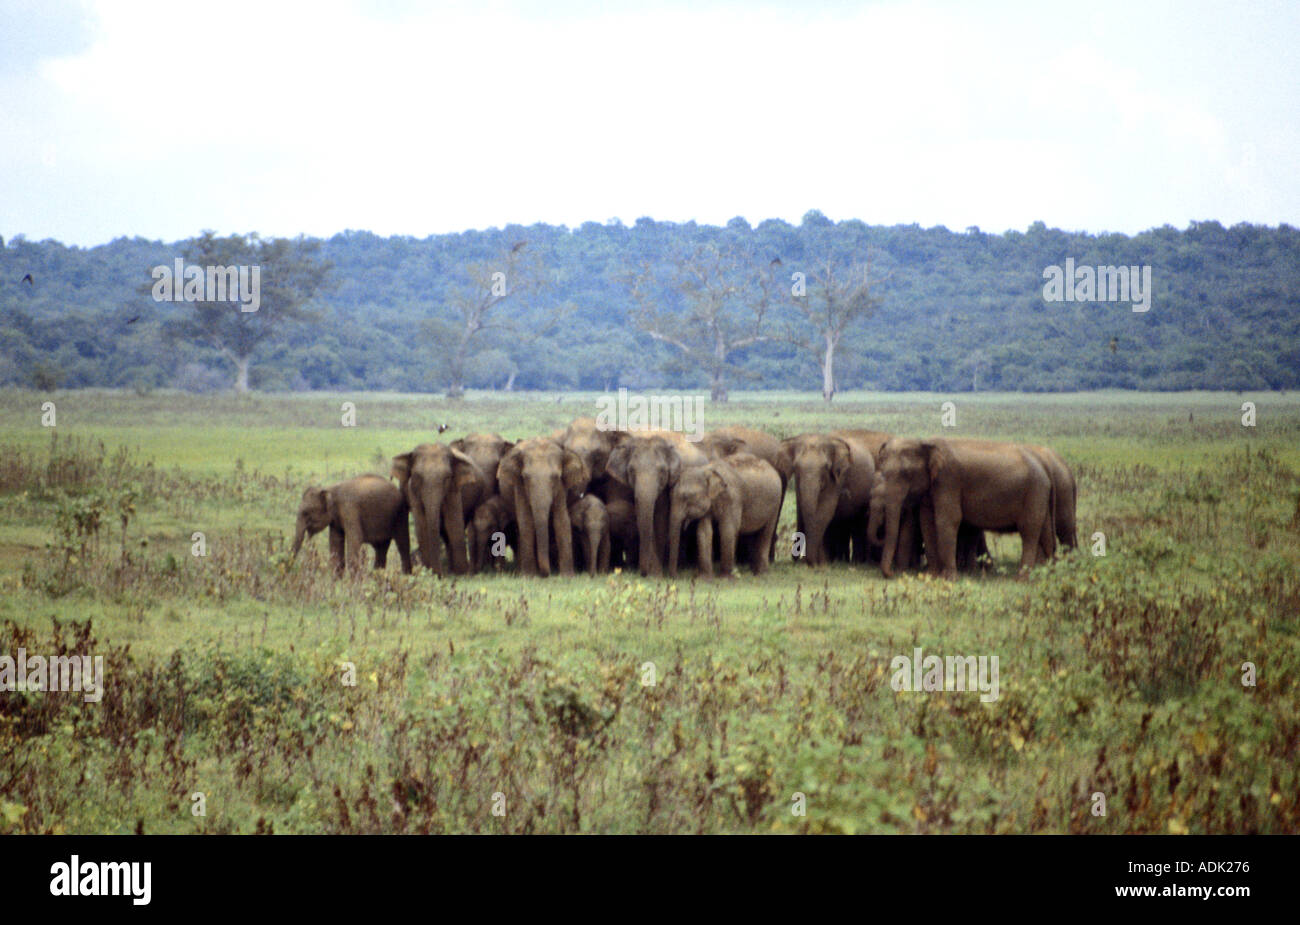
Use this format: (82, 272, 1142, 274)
(1, 212, 1297, 396)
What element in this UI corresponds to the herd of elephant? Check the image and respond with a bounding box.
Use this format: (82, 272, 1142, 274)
(290, 419, 1078, 582)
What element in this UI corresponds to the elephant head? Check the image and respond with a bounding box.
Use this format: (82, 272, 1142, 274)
(666, 463, 727, 578)
(497, 438, 588, 577)
(450, 433, 514, 498)
(606, 432, 706, 577)
(290, 485, 335, 562)
(560, 416, 628, 487)
(391, 443, 483, 575)
(872, 438, 942, 577)
(781, 434, 853, 566)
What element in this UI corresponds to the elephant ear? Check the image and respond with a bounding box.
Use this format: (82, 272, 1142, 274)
(707, 435, 746, 459)
(921, 440, 950, 484)
(828, 439, 852, 484)
(497, 445, 523, 486)
(450, 447, 484, 491)
(449, 438, 466, 453)
(606, 444, 632, 485)
(659, 441, 683, 484)
(390, 453, 413, 488)
(321, 488, 337, 520)
(706, 468, 728, 503)
(562, 448, 589, 493)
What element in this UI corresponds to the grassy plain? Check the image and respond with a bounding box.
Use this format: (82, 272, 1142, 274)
(1, 388, 1297, 834)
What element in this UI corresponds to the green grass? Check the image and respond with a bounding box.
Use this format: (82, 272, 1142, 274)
(1, 388, 1297, 834)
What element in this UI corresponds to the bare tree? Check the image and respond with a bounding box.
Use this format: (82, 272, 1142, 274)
(627, 240, 775, 402)
(422, 242, 563, 398)
(781, 253, 888, 403)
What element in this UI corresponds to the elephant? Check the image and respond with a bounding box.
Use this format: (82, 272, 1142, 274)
(450, 433, 515, 499)
(497, 437, 589, 577)
(606, 430, 709, 577)
(468, 494, 516, 572)
(667, 452, 782, 578)
(873, 437, 1055, 579)
(570, 494, 611, 575)
(604, 496, 639, 570)
(699, 426, 793, 562)
(781, 431, 886, 565)
(290, 474, 411, 575)
(391, 443, 484, 575)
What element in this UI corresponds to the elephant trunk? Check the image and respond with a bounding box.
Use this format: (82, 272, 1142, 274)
(634, 477, 662, 577)
(528, 479, 555, 577)
(290, 516, 309, 562)
(796, 475, 832, 565)
(417, 482, 444, 575)
(866, 500, 884, 546)
(880, 498, 903, 578)
(442, 486, 469, 575)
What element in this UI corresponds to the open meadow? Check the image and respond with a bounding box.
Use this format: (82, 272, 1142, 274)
(1, 389, 1298, 834)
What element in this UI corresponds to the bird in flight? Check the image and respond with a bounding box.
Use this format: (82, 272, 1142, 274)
(511, 241, 527, 253)
(125, 315, 140, 325)
(21, 273, 33, 285)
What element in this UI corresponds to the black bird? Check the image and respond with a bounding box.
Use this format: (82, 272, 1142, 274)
(770, 257, 782, 266)
(125, 315, 140, 325)
(436, 423, 449, 434)
(1109, 337, 1118, 353)
(511, 241, 527, 253)
(21, 273, 33, 285)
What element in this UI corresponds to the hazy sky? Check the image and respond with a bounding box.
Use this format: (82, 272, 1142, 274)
(2, 0, 1297, 246)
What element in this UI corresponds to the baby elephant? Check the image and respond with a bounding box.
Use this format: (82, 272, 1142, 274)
(569, 494, 611, 575)
(468, 495, 516, 572)
(291, 474, 411, 575)
(667, 452, 782, 578)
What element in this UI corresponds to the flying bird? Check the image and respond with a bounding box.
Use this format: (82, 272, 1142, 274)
(21, 273, 33, 285)
(125, 315, 140, 325)
(770, 257, 782, 266)
(511, 241, 527, 253)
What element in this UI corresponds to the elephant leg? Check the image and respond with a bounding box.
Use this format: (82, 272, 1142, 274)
(896, 512, 916, 570)
(930, 504, 960, 580)
(552, 495, 575, 577)
(717, 518, 738, 577)
(597, 531, 610, 573)
(752, 520, 775, 576)
(373, 540, 389, 570)
(329, 525, 346, 575)
(770, 477, 786, 563)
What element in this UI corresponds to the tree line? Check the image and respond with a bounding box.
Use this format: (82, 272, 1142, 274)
(1, 212, 1297, 397)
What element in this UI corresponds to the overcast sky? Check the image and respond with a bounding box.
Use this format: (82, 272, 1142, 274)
(2, 0, 1297, 247)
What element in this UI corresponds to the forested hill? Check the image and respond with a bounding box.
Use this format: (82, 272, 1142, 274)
(1, 213, 1297, 394)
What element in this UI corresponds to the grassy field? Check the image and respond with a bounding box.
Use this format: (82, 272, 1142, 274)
(1, 388, 1298, 834)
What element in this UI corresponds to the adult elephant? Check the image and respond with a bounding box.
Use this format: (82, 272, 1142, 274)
(391, 443, 484, 575)
(667, 452, 782, 578)
(290, 474, 412, 575)
(700, 426, 792, 562)
(606, 431, 709, 576)
(781, 431, 885, 565)
(497, 437, 589, 577)
(873, 437, 1055, 579)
